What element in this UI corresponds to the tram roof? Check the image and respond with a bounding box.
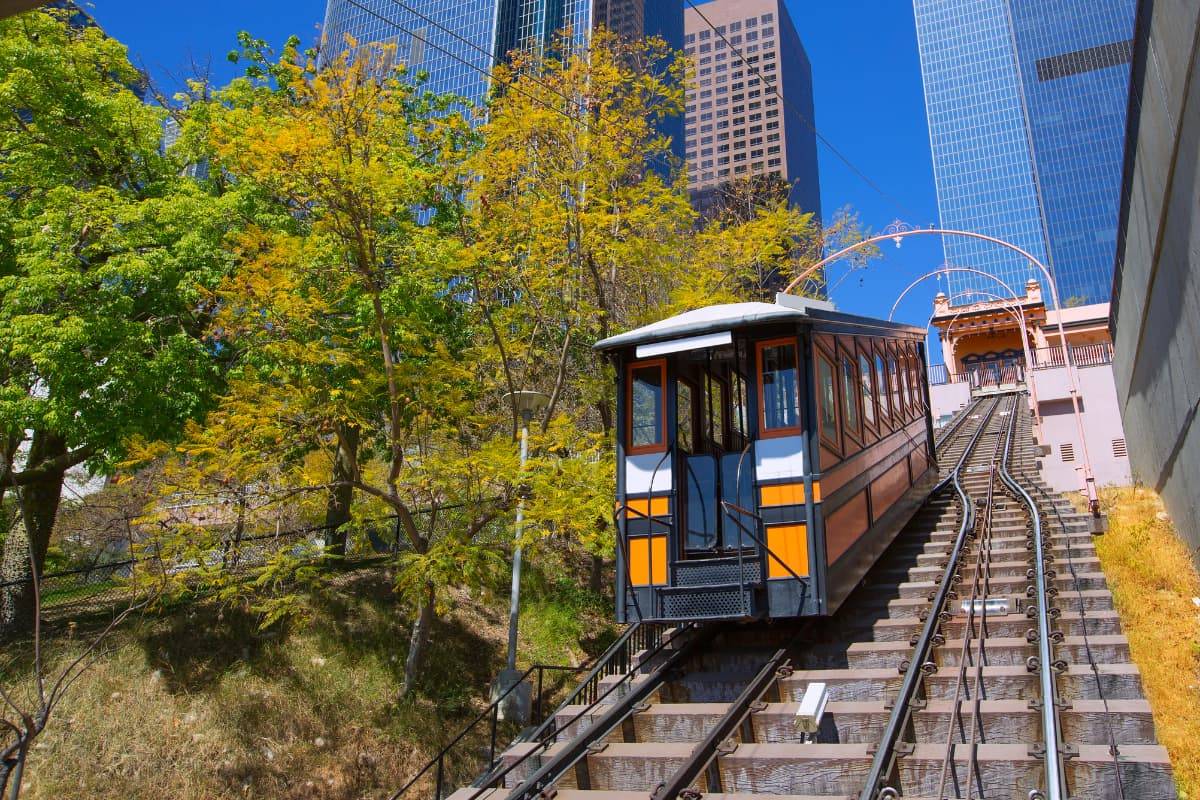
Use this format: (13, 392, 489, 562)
(595, 295, 926, 353)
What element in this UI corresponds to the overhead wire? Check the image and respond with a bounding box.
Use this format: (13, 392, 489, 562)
(341, 0, 764, 211)
(682, 0, 918, 219)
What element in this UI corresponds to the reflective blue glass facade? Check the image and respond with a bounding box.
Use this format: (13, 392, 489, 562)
(914, 0, 1135, 305)
(322, 0, 684, 135)
(322, 0, 499, 105)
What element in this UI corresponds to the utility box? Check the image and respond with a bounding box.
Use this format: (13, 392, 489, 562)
(491, 669, 532, 724)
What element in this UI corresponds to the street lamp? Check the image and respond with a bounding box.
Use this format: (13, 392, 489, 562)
(493, 390, 549, 723)
(786, 223, 1101, 516)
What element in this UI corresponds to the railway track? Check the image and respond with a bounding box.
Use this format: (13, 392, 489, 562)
(446, 393, 1177, 800)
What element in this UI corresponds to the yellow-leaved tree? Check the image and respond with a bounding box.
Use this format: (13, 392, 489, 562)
(131, 34, 512, 697)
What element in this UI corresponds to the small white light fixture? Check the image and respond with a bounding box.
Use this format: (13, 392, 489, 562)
(795, 681, 828, 737)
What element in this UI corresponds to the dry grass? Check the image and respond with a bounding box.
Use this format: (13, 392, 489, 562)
(4, 569, 615, 800)
(1095, 486, 1200, 799)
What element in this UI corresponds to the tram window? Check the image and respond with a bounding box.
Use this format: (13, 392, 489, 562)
(705, 374, 727, 447)
(889, 356, 902, 419)
(859, 353, 876, 427)
(730, 371, 749, 442)
(841, 357, 860, 434)
(908, 351, 921, 412)
(628, 361, 666, 453)
(677, 380, 697, 452)
(875, 353, 889, 423)
(817, 355, 838, 444)
(758, 340, 800, 434)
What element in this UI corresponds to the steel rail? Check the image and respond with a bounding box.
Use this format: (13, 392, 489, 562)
(999, 396, 1068, 800)
(857, 395, 1002, 800)
(934, 397, 985, 452)
(1013, 461, 1127, 799)
(650, 647, 791, 800)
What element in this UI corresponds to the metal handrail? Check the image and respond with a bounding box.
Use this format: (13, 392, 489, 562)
(389, 662, 587, 800)
(482, 624, 701, 800)
(998, 398, 1067, 800)
(719, 500, 807, 587)
(857, 394, 1003, 800)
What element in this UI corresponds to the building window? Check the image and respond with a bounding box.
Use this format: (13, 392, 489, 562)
(628, 361, 666, 453)
(759, 339, 801, 435)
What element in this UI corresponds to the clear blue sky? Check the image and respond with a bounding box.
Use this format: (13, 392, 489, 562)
(87, 0, 950, 345)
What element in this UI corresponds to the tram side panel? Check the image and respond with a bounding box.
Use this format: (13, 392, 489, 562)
(809, 329, 939, 615)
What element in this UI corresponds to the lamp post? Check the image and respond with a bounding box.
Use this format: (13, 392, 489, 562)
(493, 390, 549, 723)
(786, 223, 1101, 516)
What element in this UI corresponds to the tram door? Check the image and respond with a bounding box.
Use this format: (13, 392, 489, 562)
(678, 348, 755, 557)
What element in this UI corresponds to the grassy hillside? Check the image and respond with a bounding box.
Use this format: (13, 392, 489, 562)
(1095, 487, 1200, 799)
(4, 567, 617, 800)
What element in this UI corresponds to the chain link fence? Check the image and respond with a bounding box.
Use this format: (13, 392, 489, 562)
(0, 515, 415, 626)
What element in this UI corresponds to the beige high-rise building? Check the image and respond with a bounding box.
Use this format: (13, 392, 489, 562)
(682, 0, 820, 220)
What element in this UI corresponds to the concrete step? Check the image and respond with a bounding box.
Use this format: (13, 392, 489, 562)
(845, 635, 1130, 670)
(712, 742, 1175, 799)
(780, 663, 1145, 703)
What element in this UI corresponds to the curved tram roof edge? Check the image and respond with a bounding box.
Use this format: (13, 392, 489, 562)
(594, 294, 928, 352)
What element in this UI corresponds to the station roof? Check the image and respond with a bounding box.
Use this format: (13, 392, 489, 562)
(595, 295, 925, 353)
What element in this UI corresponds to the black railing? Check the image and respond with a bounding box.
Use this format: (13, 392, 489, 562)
(390, 662, 588, 800)
(389, 620, 673, 799)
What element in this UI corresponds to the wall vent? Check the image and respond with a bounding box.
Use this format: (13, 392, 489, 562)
(1112, 438, 1128, 458)
(1061, 443, 1075, 462)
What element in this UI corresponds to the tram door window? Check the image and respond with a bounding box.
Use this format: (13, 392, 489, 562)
(759, 340, 801, 434)
(681, 350, 754, 555)
(628, 361, 666, 454)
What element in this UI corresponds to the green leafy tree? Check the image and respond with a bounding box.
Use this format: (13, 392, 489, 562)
(0, 8, 243, 633)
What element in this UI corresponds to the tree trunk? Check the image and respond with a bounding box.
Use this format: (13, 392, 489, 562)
(323, 423, 359, 557)
(0, 431, 67, 637)
(0, 515, 34, 638)
(589, 554, 604, 594)
(400, 582, 436, 699)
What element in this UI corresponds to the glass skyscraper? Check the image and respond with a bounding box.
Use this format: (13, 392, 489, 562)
(914, 0, 1135, 306)
(321, 0, 682, 123)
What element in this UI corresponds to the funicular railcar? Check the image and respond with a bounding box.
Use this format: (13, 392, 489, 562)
(596, 294, 937, 622)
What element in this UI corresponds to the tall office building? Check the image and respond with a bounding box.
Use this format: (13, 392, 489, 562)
(321, 0, 681, 119)
(682, 0, 821, 223)
(914, 0, 1136, 305)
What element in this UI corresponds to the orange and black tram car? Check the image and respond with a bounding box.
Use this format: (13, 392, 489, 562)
(596, 295, 938, 623)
